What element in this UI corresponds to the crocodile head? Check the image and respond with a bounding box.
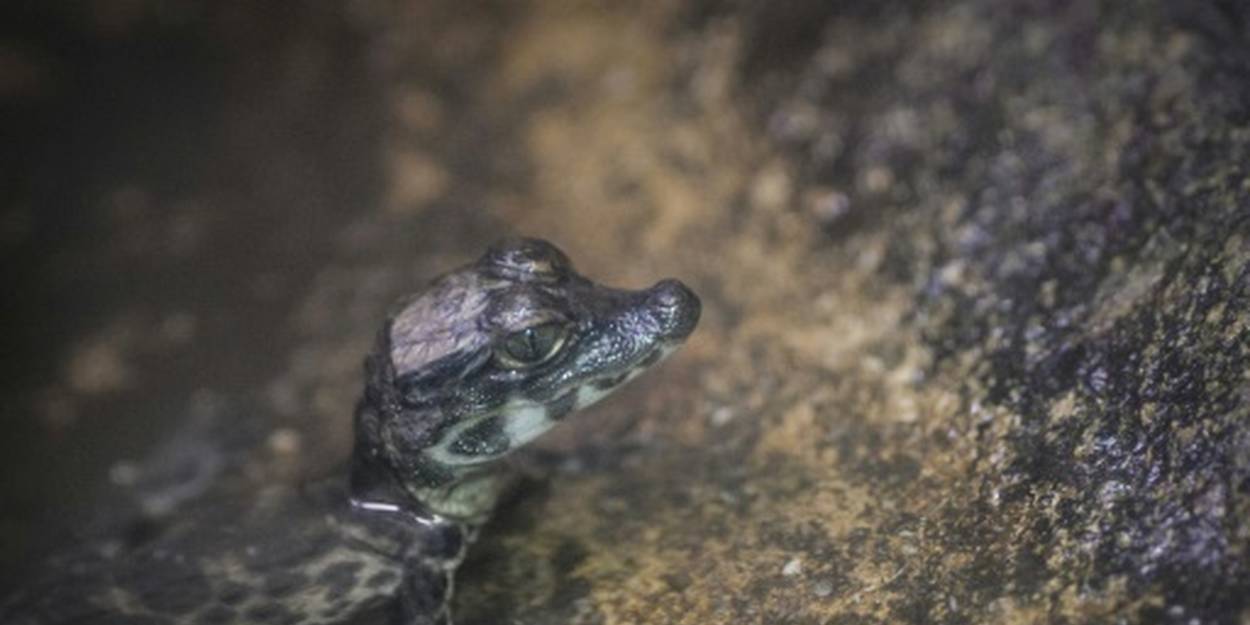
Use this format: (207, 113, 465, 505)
(350, 237, 700, 521)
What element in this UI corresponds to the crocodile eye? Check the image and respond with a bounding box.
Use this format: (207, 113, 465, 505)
(494, 322, 569, 369)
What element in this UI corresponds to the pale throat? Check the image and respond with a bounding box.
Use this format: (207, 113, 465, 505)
(408, 398, 563, 522)
(410, 390, 605, 519)
(410, 346, 678, 521)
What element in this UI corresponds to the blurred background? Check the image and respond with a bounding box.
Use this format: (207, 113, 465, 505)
(3, 2, 1250, 623)
(1, 0, 391, 583)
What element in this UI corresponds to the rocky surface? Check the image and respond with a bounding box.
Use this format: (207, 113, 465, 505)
(3, 1, 1249, 623)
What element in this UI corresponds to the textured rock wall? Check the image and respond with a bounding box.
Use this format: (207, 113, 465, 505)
(432, 2, 1250, 623)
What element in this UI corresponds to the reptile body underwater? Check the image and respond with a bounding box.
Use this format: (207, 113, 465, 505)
(1, 238, 701, 625)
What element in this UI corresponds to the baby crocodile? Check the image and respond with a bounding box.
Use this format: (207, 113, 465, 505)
(2, 238, 700, 625)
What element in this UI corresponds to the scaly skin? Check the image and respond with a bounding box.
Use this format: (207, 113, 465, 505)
(1, 238, 700, 625)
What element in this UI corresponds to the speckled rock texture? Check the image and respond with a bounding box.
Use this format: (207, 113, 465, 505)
(3, 1, 1248, 624)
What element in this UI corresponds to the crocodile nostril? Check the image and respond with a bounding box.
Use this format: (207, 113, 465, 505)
(647, 279, 701, 339)
(649, 279, 693, 307)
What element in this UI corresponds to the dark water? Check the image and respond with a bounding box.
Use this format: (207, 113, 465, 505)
(0, 3, 385, 588)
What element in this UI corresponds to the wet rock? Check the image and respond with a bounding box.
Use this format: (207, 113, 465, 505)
(444, 1, 1250, 624)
